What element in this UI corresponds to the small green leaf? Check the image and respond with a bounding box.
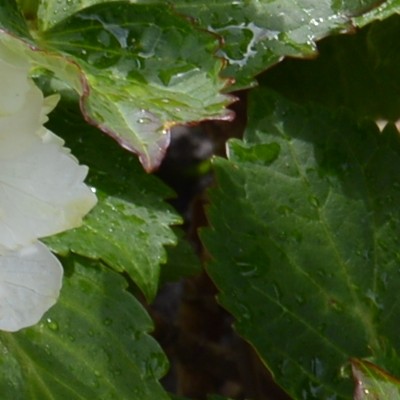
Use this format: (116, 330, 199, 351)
(202, 88, 400, 399)
(0, 256, 170, 399)
(352, 359, 400, 399)
(44, 99, 181, 301)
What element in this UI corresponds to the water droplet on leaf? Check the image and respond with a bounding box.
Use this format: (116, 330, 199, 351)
(46, 318, 59, 331)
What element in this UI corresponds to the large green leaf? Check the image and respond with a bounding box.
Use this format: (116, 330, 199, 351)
(39, 2, 233, 171)
(202, 88, 400, 399)
(168, 0, 389, 90)
(0, 256, 170, 399)
(44, 98, 181, 301)
(0, 0, 32, 39)
(260, 14, 400, 122)
(37, 0, 121, 30)
(351, 359, 400, 399)
(0, 2, 232, 171)
(161, 227, 202, 285)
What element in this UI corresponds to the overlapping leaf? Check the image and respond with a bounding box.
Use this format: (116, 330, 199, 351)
(1, 1, 233, 171)
(261, 14, 400, 122)
(37, 0, 121, 30)
(168, 0, 388, 90)
(0, 259, 169, 400)
(161, 227, 202, 284)
(352, 359, 400, 399)
(44, 98, 181, 301)
(354, 0, 400, 27)
(202, 88, 400, 399)
(0, 256, 170, 399)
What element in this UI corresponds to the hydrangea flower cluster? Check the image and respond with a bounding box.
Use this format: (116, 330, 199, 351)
(0, 40, 97, 332)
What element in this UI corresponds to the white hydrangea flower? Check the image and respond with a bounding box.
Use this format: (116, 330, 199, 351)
(0, 40, 97, 331)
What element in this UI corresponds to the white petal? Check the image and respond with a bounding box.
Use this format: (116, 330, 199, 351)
(0, 81, 44, 158)
(0, 39, 31, 115)
(0, 89, 97, 252)
(0, 241, 63, 332)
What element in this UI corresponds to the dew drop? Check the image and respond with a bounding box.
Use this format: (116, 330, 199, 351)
(311, 357, 324, 378)
(44, 345, 52, 355)
(237, 303, 251, 320)
(137, 117, 152, 124)
(46, 318, 59, 332)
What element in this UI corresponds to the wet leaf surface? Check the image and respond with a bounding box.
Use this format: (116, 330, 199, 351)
(40, 2, 233, 170)
(352, 359, 400, 399)
(202, 88, 400, 399)
(0, 2, 232, 171)
(354, 0, 400, 27)
(169, 0, 388, 90)
(261, 14, 400, 122)
(0, 257, 170, 399)
(44, 99, 181, 301)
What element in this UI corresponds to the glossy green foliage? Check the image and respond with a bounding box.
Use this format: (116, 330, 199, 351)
(0, 257, 170, 399)
(40, 2, 233, 171)
(161, 227, 202, 284)
(261, 14, 400, 122)
(170, 0, 383, 90)
(352, 359, 400, 399)
(37, 0, 122, 29)
(44, 98, 181, 301)
(203, 88, 400, 399)
(2, 1, 232, 171)
(354, 0, 400, 27)
(3, 1, 400, 400)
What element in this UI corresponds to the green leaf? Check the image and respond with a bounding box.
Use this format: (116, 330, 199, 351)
(354, 0, 400, 27)
(202, 88, 400, 399)
(352, 359, 400, 399)
(0, 1, 33, 39)
(37, 0, 121, 30)
(260, 15, 400, 122)
(38, 2, 232, 171)
(161, 228, 202, 285)
(169, 0, 387, 90)
(0, 256, 170, 399)
(43, 98, 181, 301)
(0, 3, 232, 171)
